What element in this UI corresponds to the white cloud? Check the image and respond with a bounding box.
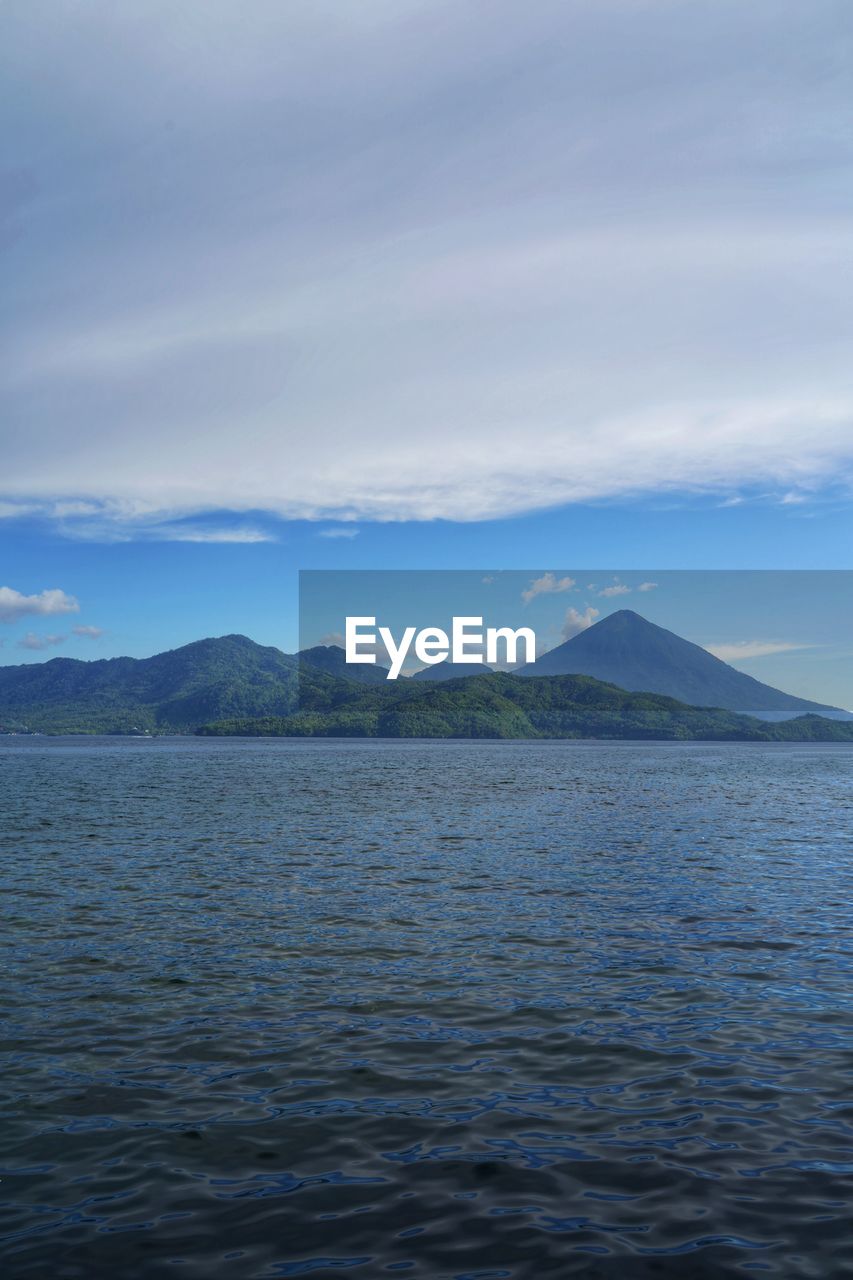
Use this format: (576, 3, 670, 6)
(52, 501, 103, 517)
(0, 587, 79, 623)
(18, 632, 67, 651)
(318, 526, 360, 539)
(637, 582, 658, 592)
(152, 526, 275, 543)
(2, 2, 853, 529)
(54, 517, 275, 544)
(705, 640, 811, 662)
(522, 573, 576, 604)
(780, 491, 808, 505)
(561, 606, 600, 639)
(598, 583, 631, 598)
(72, 625, 104, 639)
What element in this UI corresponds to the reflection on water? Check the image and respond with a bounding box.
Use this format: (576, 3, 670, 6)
(1, 738, 852, 1278)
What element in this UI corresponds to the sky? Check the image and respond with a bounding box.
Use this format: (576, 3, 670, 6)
(1, 2, 852, 702)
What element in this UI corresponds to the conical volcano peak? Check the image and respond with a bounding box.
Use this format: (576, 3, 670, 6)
(590, 609, 650, 628)
(565, 609, 690, 658)
(518, 609, 852, 722)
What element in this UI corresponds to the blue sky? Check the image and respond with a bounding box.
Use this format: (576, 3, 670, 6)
(1, 2, 852, 704)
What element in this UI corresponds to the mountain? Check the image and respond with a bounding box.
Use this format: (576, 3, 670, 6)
(0, 635, 348, 734)
(410, 660, 495, 681)
(199, 671, 853, 742)
(296, 644, 391, 683)
(516, 610, 853, 721)
(297, 646, 492, 683)
(2, 627, 851, 739)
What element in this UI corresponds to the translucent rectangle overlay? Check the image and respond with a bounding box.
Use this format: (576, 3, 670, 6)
(295, 570, 853, 733)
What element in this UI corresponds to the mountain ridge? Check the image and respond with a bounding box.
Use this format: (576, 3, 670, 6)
(1, 622, 849, 736)
(0, 634, 329, 733)
(199, 670, 853, 742)
(517, 610, 852, 721)
(411, 659, 495, 681)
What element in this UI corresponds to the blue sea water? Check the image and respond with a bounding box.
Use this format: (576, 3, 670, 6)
(1, 737, 852, 1279)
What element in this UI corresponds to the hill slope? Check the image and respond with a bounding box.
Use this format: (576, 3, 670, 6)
(198, 671, 853, 742)
(410, 659, 495, 681)
(3, 628, 851, 740)
(517, 610, 852, 721)
(296, 644, 391, 683)
(0, 635, 347, 733)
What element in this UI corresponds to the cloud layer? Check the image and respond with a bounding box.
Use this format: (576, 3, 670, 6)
(2, 1, 852, 528)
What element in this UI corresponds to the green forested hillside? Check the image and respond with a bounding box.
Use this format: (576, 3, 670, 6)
(3, 635, 852, 741)
(0, 635, 343, 733)
(198, 670, 853, 742)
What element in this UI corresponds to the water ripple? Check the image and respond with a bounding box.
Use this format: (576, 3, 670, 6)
(1, 737, 852, 1278)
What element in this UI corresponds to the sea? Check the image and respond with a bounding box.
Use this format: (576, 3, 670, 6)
(1, 737, 852, 1279)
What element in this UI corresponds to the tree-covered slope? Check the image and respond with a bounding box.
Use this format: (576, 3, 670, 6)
(197, 671, 853, 742)
(410, 659, 495, 681)
(0, 635, 348, 733)
(4, 633, 852, 741)
(296, 644, 391, 683)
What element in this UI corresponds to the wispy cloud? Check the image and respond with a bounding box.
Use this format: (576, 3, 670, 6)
(706, 640, 812, 663)
(637, 582, 658, 592)
(562, 606, 600, 640)
(522, 573, 576, 604)
(318, 527, 360, 539)
(18, 632, 67, 651)
(53, 514, 276, 544)
(598, 582, 631, 598)
(0, 587, 79, 623)
(152, 526, 275, 544)
(72, 625, 104, 639)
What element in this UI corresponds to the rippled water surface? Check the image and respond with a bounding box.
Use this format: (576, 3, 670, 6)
(1, 738, 852, 1279)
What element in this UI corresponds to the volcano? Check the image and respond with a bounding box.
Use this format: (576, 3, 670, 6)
(517, 610, 852, 721)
